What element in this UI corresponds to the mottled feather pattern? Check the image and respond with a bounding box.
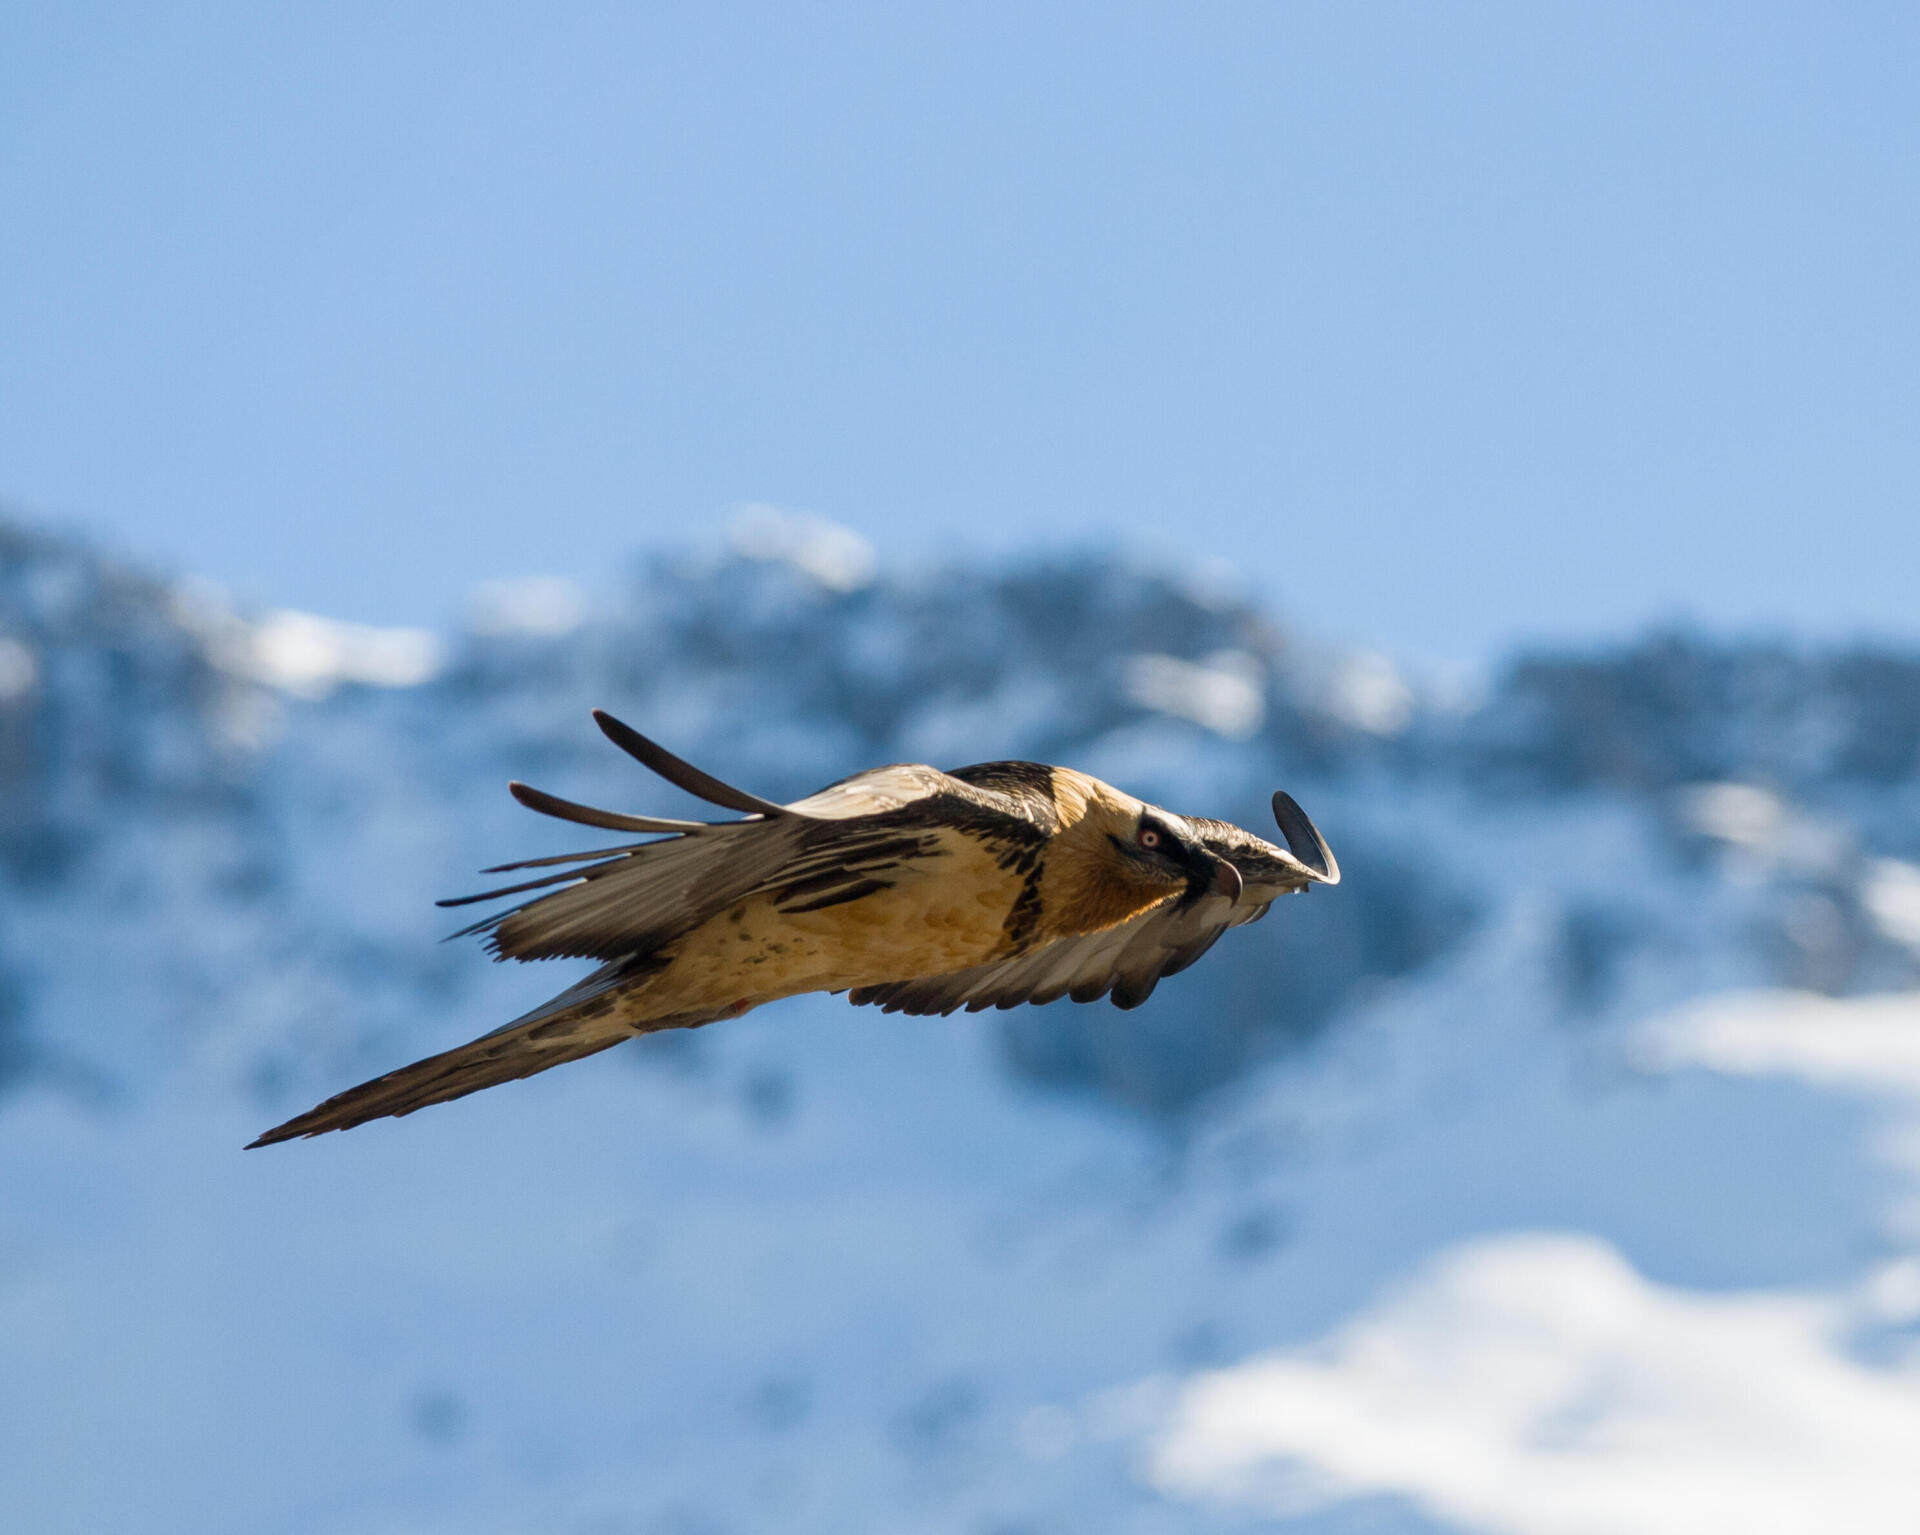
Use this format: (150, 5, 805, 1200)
(248, 715, 1336, 1146)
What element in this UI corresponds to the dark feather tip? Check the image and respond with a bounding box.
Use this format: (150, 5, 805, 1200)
(508, 781, 704, 834)
(591, 710, 790, 818)
(1271, 791, 1339, 884)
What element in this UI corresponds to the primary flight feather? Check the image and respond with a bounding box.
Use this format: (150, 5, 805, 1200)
(247, 710, 1339, 1147)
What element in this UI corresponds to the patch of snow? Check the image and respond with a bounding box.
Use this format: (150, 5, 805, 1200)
(1144, 985, 1920, 1533)
(1637, 988, 1920, 1101)
(0, 636, 38, 701)
(466, 576, 588, 637)
(1863, 861, 1920, 953)
(1149, 1231, 1920, 1535)
(730, 503, 877, 592)
(1678, 782, 1788, 850)
(1125, 651, 1265, 739)
(1413, 657, 1489, 718)
(1327, 651, 1414, 736)
(1174, 557, 1251, 614)
(1676, 783, 1853, 880)
(235, 610, 445, 698)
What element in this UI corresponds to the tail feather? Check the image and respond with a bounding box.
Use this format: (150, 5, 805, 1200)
(246, 1015, 628, 1148)
(246, 966, 724, 1148)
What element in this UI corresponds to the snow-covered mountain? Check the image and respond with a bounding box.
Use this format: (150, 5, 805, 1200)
(4, 512, 1920, 1535)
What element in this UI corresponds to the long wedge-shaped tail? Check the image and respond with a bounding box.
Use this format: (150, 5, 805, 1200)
(245, 969, 634, 1146)
(246, 966, 745, 1146)
(248, 714, 791, 1146)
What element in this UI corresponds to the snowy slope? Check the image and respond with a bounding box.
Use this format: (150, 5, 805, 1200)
(2, 513, 1920, 1534)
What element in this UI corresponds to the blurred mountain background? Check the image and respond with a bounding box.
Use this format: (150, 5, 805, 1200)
(5, 510, 1920, 1533)
(9, 4, 1920, 1528)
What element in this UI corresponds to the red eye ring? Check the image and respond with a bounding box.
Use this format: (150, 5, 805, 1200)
(1139, 827, 1162, 849)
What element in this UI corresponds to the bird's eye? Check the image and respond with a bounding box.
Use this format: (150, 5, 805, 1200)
(1138, 825, 1163, 849)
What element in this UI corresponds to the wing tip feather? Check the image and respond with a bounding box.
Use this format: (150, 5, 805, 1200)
(1271, 791, 1339, 885)
(590, 709, 790, 818)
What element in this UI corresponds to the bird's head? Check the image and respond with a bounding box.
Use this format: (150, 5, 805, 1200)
(1185, 792, 1340, 903)
(1105, 807, 1249, 906)
(1040, 770, 1339, 939)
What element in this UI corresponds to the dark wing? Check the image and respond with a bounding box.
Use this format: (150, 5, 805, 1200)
(251, 719, 1060, 1147)
(446, 812, 889, 961)
(1271, 790, 1339, 884)
(442, 716, 1041, 964)
(848, 888, 1271, 1015)
(845, 791, 1339, 1017)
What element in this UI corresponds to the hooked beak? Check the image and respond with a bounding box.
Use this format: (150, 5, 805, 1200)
(1207, 853, 1244, 903)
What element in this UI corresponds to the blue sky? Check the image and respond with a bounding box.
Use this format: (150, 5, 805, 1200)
(4, 2, 1916, 665)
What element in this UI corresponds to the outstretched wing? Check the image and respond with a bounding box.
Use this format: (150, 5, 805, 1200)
(848, 886, 1270, 1015)
(440, 714, 1043, 964)
(251, 721, 1054, 1146)
(845, 793, 1337, 1017)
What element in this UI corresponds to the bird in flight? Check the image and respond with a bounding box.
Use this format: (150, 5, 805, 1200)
(248, 711, 1338, 1147)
